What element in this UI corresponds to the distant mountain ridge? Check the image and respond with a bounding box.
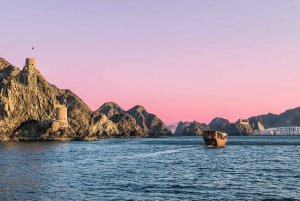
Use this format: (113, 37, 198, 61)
(174, 107, 300, 136)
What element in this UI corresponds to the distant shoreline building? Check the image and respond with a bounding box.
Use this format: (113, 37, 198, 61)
(254, 126, 300, 135)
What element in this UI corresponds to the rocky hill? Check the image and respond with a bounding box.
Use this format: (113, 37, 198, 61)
(249, 107, 300, 129)
(182, 121, 209, 136)
(95, 102, 125, 118)
(173, 121, 190, 135)
(0, 57, 171, 141)
(126, 105, 172, 136)
(208, 118, 253, 136)
(178, 107, 300, 136)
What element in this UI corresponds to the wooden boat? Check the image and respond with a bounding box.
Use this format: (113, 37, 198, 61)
(202, 130, 228, 147)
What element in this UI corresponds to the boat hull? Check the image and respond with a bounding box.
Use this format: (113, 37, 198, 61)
(202, 130, 228, 147)
(203, 138, 227, 147)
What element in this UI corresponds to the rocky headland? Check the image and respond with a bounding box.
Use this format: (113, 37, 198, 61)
(0, 57, 171, 141)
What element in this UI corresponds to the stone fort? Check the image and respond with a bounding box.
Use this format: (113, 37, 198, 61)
(25, 58, 68, 126)
(238, 119, 249, 125)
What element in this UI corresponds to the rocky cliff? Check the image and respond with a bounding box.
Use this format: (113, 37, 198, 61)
(0, 57, 171, 141)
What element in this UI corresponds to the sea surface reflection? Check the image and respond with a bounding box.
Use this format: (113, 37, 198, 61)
(0, 136, 299, 200)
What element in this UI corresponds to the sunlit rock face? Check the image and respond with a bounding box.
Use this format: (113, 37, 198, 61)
(0, 57, 171, 141)
(95, 102, 125, 118)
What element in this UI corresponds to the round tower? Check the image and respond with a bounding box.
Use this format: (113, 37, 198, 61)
(56, 105, 68, 123)
(25, 58, 36, 68)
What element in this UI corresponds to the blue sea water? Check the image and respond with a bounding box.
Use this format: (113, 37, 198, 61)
(0, 136, 300, 200)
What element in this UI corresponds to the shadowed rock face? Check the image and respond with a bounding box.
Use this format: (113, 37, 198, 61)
(0, 58, 20, 88)
(173, 121, 190, 135)
(208, 117, 230, 128)
(109, 113, 145, 138)
(208, 117, 253, 136)
(182, 121, 210, 136)
(249, 108, 300, 129)
(95, 102, 125, 118)
(126, 105, 172, 136)
(274, 107, 300, 127)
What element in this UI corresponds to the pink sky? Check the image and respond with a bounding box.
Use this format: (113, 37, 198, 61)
(1, 0, 300, 124)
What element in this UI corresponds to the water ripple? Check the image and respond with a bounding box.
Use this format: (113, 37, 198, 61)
(0, 136, 300, 200)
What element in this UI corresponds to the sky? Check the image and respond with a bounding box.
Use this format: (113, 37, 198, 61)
(1, 0, 300, 124)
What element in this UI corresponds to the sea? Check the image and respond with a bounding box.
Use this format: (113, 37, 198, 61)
(0, 136, 300, 201)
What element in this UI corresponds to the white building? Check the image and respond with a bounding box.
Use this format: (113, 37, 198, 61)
(254, 126, 300, 135)
(276, 126, 300, 135)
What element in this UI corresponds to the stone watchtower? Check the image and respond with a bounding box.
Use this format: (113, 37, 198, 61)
(25, 58, 36, 68)
(54, 97, 68, 128)
(24, 58, 37, 87)
(55, 105, 68, 123)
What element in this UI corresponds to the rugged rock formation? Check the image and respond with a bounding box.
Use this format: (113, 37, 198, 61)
(1, 57, 299, 140)
(0, 58, 58, 140)
(89, 113, 119, 138)
(249, 117, 265, 131)
(208, 117, 253, 136)
(274, 107, 300, 127)
(173, 121, 190, 135)
(126, 105, 172, 136)
(1, 57, 167, 141)
(57, 90, 93, 137)
(95, 102, 125, 118)
(182, 121, 210, 136)
(208, 117, 230, 129)
(248, 107, 300, 130)
(109, 113, 145, 138)
(249, 113, 278, 129)
(0, 58, 20, 88)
